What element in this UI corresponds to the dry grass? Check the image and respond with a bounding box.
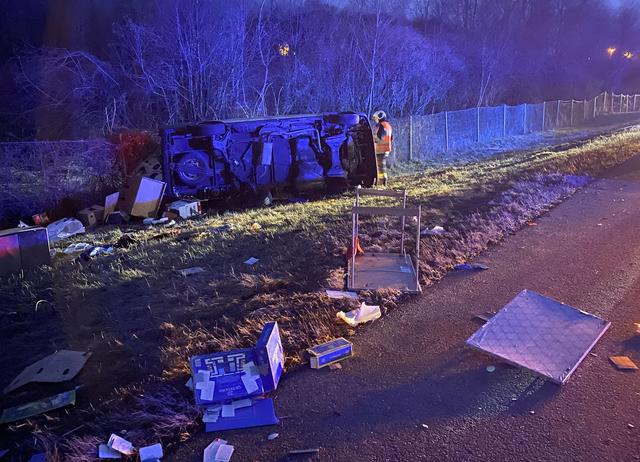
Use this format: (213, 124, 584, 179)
(3, 125, 640, 459)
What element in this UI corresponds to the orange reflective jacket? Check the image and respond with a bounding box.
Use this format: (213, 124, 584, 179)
(374, 120, 393, 154)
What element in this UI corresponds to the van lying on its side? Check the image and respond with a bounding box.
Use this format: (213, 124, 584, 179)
(161, 112, 378, 204)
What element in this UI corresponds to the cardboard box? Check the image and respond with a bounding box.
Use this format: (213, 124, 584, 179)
(77, 205, 105, 227)
(167, 200, 202, 219)
(104, 192, 119, 217)
(0, 227, 50, 276)
(118, 176, 166, 218)
(307, 338, 353, 369)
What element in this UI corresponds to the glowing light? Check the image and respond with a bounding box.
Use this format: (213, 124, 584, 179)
(623, 51, 634, 59)
(607, 47, 617, 57)
(278, 43, 290, 57)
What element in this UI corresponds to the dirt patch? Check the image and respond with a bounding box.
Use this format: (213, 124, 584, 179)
(2, 127, 640, 458)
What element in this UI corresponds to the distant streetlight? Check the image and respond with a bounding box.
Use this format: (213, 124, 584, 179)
(607, 47, 617, 58)
(278, 43, 290, 57)
(623, 51, 634, 59)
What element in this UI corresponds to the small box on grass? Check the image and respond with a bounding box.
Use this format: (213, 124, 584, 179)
(307, 338, 353, 369)
(77, 205, 105, 227)
(167, 200, 202, 219)
(0, 227, 50, 277)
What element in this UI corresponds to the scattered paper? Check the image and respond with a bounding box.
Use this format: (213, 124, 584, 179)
(98, 443, 121, 459)
(17, 221, 29, 228)
(399, 266, 412, 273)
(143, 217, 169, 225)
(288, 449, 320, 455)
(203, 439, 234, 462)
(107, 434, 135, 456)
(178, 267, 206, 277)
(185, 378, 194, 391)
(421, 225, 446, 236)
(337, 302, 381, 327)
(243, 257, 259, 265)
(0, 390, 76, 424)
(197, 381, 216, 401)
(325, 289, 358, 299)
(139, 443, 163, 461)
(203, 406, 221, 423)
(64, 242, 94, 254)
(609, 356, 638, 370)
(232, 398, 252, 410)
(221, 404, 235, 418)
(486, 365, 496, 373)
(267, 432, 279, 441)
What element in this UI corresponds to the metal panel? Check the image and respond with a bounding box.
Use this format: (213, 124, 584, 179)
(466, 290, 610, 384)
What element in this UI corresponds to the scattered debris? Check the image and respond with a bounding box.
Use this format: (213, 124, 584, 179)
(421, 424, 429, 429)
(336, 302, 381, 327)
(628, 423, 635, 429)
(118, 176, 166, 218)
(139, 443, 163, 461)
(107, 434, 135, 456)
(98, 443, 121, 459)
(328, 363, 342, 371)
(4, 350, 91, 393)
(325, 289, 358, 299)
(185, 377, 194, 391)
(529, 410, 535, 415)
(167, 200, 202, 219)
(243, 257, 259, 265)
(466, 290, 610, 384)
(454, 263, 489, 271)
(46, 218, 85, 243)
(115, 233, 137, 248)
(251, 223, 262, 231)
(288, 448, 320, 456)
(17, 220, 29, 228)
(213, 224, 233, 233)
(0, 389, 76, 424)
(527, 221, 538, 226)
(0, 226, 51, 276)
(105, 211, 129, 225)
(143, 217, 170, 225)
(267, 432, 280, 441)
(104, 192, 120, 217)
(77, 205, 105, 227)
(486, 365, 496, 373)
(634, 323, 640, 334)
(308, 338, 353, 369)
(609, 356, 638, 371)
(421, 225, 446, 236)
(203, 439, 234, 462)
(63, 242, 94, 254)
(32, 212, 50, 226)
(89, 246, 114, 257)
(177, 267, 206, 277)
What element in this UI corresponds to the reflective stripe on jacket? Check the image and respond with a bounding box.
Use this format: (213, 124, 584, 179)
(374, 120, 392, 154)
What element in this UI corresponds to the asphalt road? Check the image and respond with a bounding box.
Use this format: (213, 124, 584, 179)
(174, 155, 640, 462)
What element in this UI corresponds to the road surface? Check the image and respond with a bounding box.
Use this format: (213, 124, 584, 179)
(175, 155, 640, 461)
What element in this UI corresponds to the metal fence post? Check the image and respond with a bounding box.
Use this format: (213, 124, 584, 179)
(583, 99, 587, 122)
(593, 94, 597, 118)
(444, 111, 449, 151)
(477, 107, 480, 142)
(635, 94, 638, 112)
(570, 100, 574, 126)
(523, 103, 527, 134)
(409, 115, 413, 161)
(620, 93, 623, 112)
(502, 104, 506, 137)
(603, 92, 607, 114)
(556, 100, 560, 128)
(542, 101, 546, 130)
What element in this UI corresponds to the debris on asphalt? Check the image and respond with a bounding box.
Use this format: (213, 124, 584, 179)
(288, 448, 320, 456)
(0, 389, 76, 424)
(203, 439, 234, 462)
(139, 443, 163, 461)
(466, 290, 611, 384)
(421, 225, 446, 236)
(325, 289, 358, 299)
(308, 338, 353, 369)
(98, 443, 121, 459)
(634, 323, 640, 334)
(267, 432, 280, 441)
(336, 302, 381, 327)
(107, 434, 135, 456)
(77, 205, 105, 227)
(177, 267, 206, 277)
(473, 312, 496, 324)
(328, 363, 342, 371)
(486, 365, 496, 372)
(243, 257, 259, 265)
(167, 200, 202, 219)
(421, 424, 429, 429)
(191, 322, 283, 431)
(4, 350, 91, 393)
(454, 262, 489, 271)
(47, 218, 85, 243)
(628, 423, 635, 429)
(529, 410, 535, 415)
(609, 356, 638, 370)
(527, 221, 538, 226)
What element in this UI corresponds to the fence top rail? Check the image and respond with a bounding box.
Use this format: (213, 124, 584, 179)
(352, 206, 420, 217)
(356, 188, 406, 198)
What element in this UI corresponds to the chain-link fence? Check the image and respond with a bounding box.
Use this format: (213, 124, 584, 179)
(392, 91, 640, 162)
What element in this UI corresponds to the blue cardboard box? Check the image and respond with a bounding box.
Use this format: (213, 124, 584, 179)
(307, 338, 353, 369)
(190, 322, 284, 406)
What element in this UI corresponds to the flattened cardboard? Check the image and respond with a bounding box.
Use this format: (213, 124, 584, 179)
(118, 176, 166, 218)
(0, 390, 76, 424)
(4, 350, 92, 394)
(255, 322, 284, 393)
(609, 356, 638, 370)
(205, 398, 278, 432)
(104, 192, 120, 217)
(0, 227, 50, 277)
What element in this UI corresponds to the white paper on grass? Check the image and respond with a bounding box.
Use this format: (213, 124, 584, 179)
(203, 406, 221, 423)
(98, 444, 121, 459)
(139, 443, 163, 461)
(178, 267, 206, 276)
(107, 434, 134, 455)
(198, 381, 215, 401)
(203, 439, 234, 462)
(232, 398, 252, 410)
(325, 289, 358, 299)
